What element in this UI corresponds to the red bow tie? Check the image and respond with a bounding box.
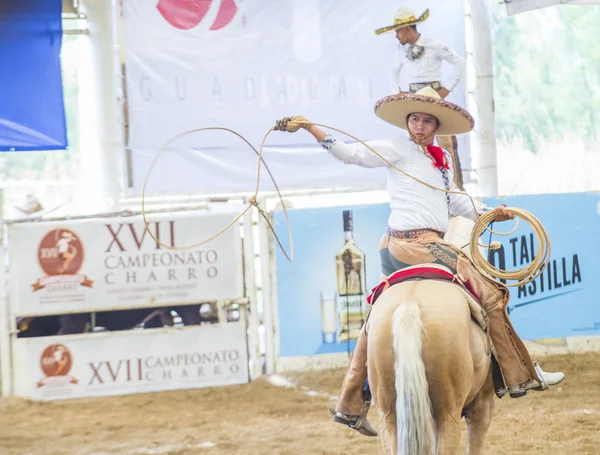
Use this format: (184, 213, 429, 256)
(426, 145, 450, 170)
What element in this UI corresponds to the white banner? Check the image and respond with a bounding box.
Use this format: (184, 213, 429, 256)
(13, 323, 249, 401)
(124, 0, 468, 195)
(8, 210, 244, 317)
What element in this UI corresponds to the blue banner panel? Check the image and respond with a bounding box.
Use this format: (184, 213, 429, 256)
(273, 193, 600, 358)
(0, 0, 67, 151)
(487, 193, 596, 340)
(273, 204, 390, 357)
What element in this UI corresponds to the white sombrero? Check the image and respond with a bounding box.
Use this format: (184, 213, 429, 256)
(374, 8, 429, 35)
(374, 87, 474, 136)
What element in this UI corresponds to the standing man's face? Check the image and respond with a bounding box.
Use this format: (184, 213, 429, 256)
(395, 27, 410, 45)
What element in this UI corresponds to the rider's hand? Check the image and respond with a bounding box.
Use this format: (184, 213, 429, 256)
(494, 204, 515, 222)
(275, 116, 312, 133)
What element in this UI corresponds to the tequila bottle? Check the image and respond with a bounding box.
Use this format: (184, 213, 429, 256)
(335, 210, 367, 343)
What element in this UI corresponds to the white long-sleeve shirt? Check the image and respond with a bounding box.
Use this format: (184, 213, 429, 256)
(319, 133, 488, 233)
(390, 35, 466, 94)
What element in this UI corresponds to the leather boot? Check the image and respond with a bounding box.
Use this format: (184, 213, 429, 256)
(332, 327, 377, 437)
(508, 360, 565, 398)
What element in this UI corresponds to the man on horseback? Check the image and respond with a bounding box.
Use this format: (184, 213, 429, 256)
(277, 87, 565, 437)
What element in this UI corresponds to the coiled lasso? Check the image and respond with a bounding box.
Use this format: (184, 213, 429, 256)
(141, 120, 551, 287)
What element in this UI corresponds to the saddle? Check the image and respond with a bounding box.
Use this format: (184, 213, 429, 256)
(367, 264, 489, 332)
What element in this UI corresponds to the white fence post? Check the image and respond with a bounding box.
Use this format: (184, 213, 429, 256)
(243, 210, 262, 379)
(465, 0, 499, 196)
(257, 206, 276, 374)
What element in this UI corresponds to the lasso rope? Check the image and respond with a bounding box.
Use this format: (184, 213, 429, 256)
(472, 208, 550, 286)
(141, 120, 550, 287)
(141, 127, 294, 262)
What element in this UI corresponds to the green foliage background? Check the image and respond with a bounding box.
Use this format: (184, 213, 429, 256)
(492, 4, 600, 152)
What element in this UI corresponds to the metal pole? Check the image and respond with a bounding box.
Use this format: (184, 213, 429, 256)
(243, 210, 261, 379)
(76, 0, 125, 213)
(466, 0, 499, 197)
(0, 190, 13, 396)
(257, 204, 275, 374)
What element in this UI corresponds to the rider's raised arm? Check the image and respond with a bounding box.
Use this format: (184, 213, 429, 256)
(308, 124, 406, 169)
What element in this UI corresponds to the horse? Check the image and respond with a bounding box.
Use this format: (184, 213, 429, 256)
(366, 216, 495, 455)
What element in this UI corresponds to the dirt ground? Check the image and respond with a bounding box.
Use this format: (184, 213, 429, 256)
(0, 353, 598, 455)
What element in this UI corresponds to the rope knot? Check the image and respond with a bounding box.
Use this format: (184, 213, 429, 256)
(248, 196, 266, 217)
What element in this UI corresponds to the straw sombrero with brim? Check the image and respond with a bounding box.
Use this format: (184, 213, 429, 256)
(374, 8, 429, 35)
(374, 87, 474, 136)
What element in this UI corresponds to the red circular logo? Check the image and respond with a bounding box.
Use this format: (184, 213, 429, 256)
(157, 0, 238, 31)
(40, 344, 73, 377)
(37, 229, 84, 276)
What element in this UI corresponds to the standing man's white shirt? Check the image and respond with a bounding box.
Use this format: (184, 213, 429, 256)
(390, 35, 466, 94)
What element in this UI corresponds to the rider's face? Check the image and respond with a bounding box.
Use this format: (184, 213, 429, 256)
(407, 113, 439, 138)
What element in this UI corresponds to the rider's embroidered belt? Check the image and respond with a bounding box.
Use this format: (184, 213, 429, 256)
(386, 227, 444, 240)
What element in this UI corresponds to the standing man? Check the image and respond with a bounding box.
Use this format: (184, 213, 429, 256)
(375, 7, 467, 189)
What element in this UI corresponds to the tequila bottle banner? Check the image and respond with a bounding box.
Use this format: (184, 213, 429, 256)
(335, 210, 368, 343)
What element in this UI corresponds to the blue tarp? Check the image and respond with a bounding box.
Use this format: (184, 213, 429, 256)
(0, 0, 67, 151)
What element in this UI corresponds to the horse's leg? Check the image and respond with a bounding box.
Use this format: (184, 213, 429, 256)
(464, 376, 495, 455)
(433, 412, 463, 455)
(368, 316, 397, 455)
(433, 350, 490, 455)
(424, 299, 474, 455)
(370, 378, 397, 455)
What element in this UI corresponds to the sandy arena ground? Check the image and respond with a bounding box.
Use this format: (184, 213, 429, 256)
(0, 353, 598, 455)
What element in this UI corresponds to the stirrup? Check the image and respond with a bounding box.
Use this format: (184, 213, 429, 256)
(330, 399, 377, 437)
(330, 400, 370, 428)
(506, 386, 527, 399)
(506, 360, 552, 398)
